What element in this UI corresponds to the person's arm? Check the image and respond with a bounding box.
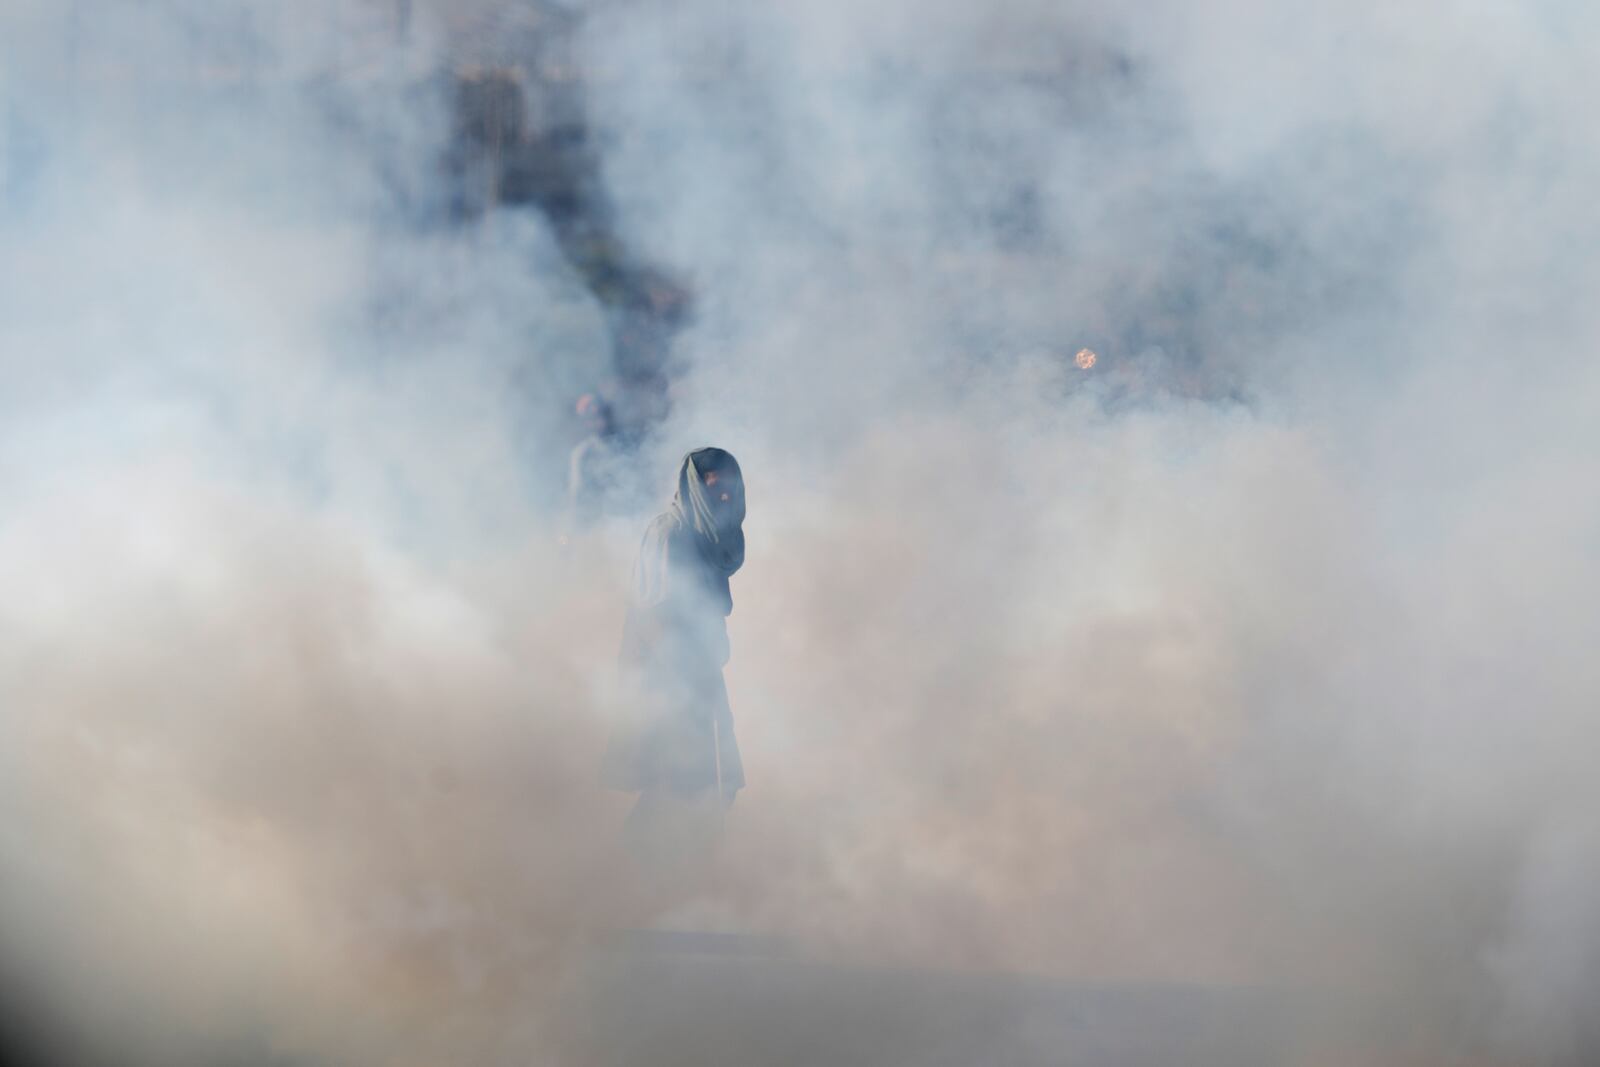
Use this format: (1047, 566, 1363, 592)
(624, 516, 679, 643)
(567, 443, 586, 509)
(710, 614, 730, 668)
(559, 442, 590, 546)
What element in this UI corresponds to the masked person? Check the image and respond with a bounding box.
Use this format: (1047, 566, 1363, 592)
(602, 448, 746, 865)
(565, 393, 624, 531)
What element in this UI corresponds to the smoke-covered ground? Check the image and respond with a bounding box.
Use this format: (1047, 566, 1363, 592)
(2, 1, 1599, 1064)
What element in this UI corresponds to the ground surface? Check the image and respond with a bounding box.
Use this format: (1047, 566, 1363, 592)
(583, 930, 1297, 1067)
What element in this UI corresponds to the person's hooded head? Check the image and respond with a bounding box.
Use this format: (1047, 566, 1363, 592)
(671, 447, 745, 583)
(575, 392, 613, 436)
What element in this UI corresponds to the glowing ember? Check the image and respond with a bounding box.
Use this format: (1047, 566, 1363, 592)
(1074, 348, 1097, 370)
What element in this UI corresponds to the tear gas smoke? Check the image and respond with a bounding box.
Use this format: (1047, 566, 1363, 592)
(2, 1, 1599, 1065)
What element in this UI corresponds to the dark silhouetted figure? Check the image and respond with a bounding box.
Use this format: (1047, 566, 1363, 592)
(603, 448, 746, 866)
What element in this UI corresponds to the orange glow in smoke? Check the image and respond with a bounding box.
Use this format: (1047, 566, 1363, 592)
(1075, 348, 1098, 370)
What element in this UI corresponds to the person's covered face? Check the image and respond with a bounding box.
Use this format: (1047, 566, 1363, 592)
(575, 393, 611, 435)
(701, 467, 742, 520)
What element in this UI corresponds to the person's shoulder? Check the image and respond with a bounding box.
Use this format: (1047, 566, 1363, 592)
(634, 511, 687, 579)
(640, 509, 683, 541)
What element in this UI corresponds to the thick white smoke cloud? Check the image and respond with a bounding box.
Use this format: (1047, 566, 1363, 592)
(584, 0, 1600, 1061)
(1, 4, 633, 1064)
(2, 1, 1598, 1064)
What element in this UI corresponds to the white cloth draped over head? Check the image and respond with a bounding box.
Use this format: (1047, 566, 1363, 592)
(638, 447, 745, 616)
